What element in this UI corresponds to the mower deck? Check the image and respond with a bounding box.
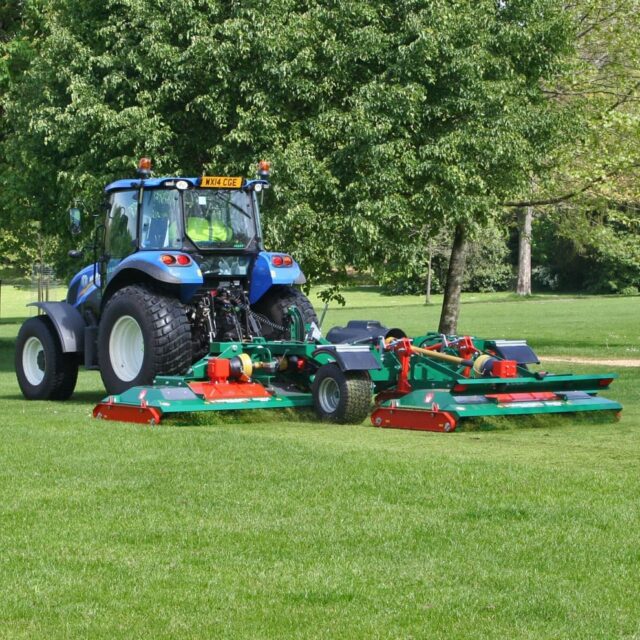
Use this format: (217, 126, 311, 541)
(371, 387, 621, 432)
(92, 326, 622, 430)
(93, 381, 314, 425)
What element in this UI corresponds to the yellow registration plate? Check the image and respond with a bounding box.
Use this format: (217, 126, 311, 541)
(200, 176, 243, 189)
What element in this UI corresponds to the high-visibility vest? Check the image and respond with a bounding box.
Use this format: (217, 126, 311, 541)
(187, 217, 232, 242)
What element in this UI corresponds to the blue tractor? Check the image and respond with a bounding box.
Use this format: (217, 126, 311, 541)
(15, 159, 317, 398)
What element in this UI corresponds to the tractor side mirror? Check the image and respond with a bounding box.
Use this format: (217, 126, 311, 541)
(69, 207, 82, 235)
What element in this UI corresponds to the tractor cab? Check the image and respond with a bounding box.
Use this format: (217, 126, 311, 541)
(103, 162, 269, 283)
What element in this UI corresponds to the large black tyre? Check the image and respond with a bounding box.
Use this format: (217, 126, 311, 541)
(252, 285, 318, 340)
(98, 285, 191, 395)
(15, 316, 79, 400)
(312, 363, 372, 424)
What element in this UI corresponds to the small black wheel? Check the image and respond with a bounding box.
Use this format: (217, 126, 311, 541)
(252, 285, 318, 340)
(312, 363, 371, 424)
(98, 285, 191, 395)
(15, 316, 79, 400)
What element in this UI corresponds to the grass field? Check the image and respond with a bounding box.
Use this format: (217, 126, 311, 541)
(1, 288, 639, 639)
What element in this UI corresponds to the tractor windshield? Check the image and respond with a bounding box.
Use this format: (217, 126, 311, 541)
(138, 187, 257, 252)
(184, 189, 256, 250)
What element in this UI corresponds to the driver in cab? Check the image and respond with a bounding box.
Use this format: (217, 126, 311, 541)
(186, 198, 233, 244)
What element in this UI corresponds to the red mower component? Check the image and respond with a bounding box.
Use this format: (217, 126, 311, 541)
(485, 391, 558, 403)
(371, 404, 458, 432)
(93, 390, 163, 425)
(93, 402, 163, 425)
(384, 337, 476, 395)
(388, 337, 414, 395)
(455, 335, 477, 361)
(490, 359, 518, 378)
(472, 354, 518, 378)
(190, 355, 273, 401)
(188, 380, 272, 401)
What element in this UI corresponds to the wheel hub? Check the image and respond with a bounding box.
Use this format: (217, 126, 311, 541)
(23, 336, 45, 386)
(109, 315, 144, 382)
(318, 377, 340, 413)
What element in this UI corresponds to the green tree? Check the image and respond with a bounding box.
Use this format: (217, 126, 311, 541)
(508, 0, 640, 295)
(2, 0, 576, 330)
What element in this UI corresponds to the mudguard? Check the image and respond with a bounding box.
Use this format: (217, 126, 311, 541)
(105, 251, 203, 303)
(312, 345, 381, 372)
(27, 302, 86, 353)
(249, 251, 306, 304)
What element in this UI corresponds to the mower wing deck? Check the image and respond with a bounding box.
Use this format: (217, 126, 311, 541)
(92, 330, 622, 430)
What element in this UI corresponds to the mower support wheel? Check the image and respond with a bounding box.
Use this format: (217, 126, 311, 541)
(15, 316, 79, 400)
(312, 363, 372, 424)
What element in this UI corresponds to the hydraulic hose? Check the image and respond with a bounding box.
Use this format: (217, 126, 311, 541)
(410, 344, 474, 367)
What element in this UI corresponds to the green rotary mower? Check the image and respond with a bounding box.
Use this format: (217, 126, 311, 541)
(93, 314, 621, 431)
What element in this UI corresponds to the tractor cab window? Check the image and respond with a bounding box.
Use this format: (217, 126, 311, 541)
(198, 255, 252, 277)
(184, 189, 256, 250)
(141, 189, 183, 250)
(105, 190, 138, 262)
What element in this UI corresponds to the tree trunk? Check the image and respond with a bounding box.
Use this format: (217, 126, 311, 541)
(438, 223, 468, 335)
(425, 243, 432, 305)
(516, 206, 533, 296)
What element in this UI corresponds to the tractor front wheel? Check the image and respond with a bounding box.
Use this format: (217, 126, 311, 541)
(252, 285, 318, 340)
(98, 285, 191, 395)
(312, 363, 371, 424)
(15, 316, 79, 400)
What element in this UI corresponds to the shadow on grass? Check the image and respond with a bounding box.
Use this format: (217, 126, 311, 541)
(1, 393, 27, 401)
(0, 344, 16, 372)
(163, 407, 321, 428)
(1, 390, 105, 403)
(459, 410, 620, 432)
(328, 294, 596, 312)
(163, 404, 620, 432)
(69, 391, 107, 403)
(335, 285, 381, 294)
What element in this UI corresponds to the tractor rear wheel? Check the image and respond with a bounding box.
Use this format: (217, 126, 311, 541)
(15, 316, 79, 400)
(252, 285, 318, 340)
(312, 363, 371, 424)
(98, 285, 191, 395)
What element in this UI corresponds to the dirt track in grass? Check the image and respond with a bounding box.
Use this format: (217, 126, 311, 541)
(542, 356, 640, 368)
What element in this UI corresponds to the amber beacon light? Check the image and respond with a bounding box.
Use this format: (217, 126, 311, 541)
(257, 160, 271, 178)
(137, 157, 152, 177)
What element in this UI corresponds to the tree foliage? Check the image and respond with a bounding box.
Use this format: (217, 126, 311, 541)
(5, 0, 636, 316)
(507, 0, 640, 295)
(1, 1, 576, 292)
(532, 203, 640, 292)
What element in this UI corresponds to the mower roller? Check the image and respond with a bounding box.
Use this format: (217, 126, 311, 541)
(93, 315, 622, 430)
